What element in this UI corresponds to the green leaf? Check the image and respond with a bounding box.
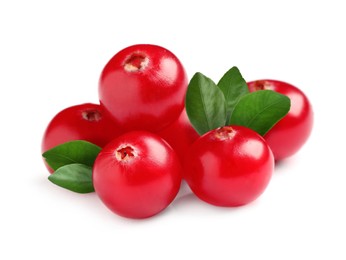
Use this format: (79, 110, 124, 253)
(185, 72, 227, 135)
(48, 163, 94, 193)
(217, 66, 249, 124)
(42, 140, 101, 171)
(230, 90, 291, 136)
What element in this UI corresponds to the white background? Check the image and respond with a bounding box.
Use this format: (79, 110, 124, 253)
(1, 0, 345, 259)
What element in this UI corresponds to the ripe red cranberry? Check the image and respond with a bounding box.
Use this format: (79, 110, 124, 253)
(42, 103, 122, 172)
(92, 131, 182, 219)
(248, 80, 313, 160)
(98, 44, 188, 132)
(184, 126, 274, 207)
(157, 109, 200, 164)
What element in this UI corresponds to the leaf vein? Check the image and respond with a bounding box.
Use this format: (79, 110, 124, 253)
(198, 83, 212, 131)
(246, 99, 285, 127)
(46, 152, 80, 164)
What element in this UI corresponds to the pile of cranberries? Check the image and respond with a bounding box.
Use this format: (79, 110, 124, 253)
(42, 44, 313, 219)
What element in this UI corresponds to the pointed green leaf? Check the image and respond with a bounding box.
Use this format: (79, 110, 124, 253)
(185, 72, 227, 135)
(42, 140, 101, 171)
(230, 90, 291, 136)
(217, 66, 249, 124)
(48, 163, 94, 193)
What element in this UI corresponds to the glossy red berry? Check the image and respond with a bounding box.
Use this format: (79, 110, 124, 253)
(41, 103, 122, 172)
(92, 131, 182, 219)
(98, 44, 188, 132)
(248, 80, 313, 160)
(184, 126, 274, 207)
(157, 109, 200, 164)
(42, 103, 122, 151)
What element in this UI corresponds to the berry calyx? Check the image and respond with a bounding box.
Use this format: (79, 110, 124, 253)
(250, 80, 273, 91)
(82, 110, 102, 122)
(214, 126, 235, 140)
(115, 145, 137, 161)
(124, 53, 149, 72)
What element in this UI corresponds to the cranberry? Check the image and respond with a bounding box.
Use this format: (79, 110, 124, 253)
(248, 80, 313, 160)
(98, 44, 188, 132)
(184, 126, 274, 206)
(42, 103, 122, 172)
(92, 131, 182, 219)
(157, 109, 199, 164)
